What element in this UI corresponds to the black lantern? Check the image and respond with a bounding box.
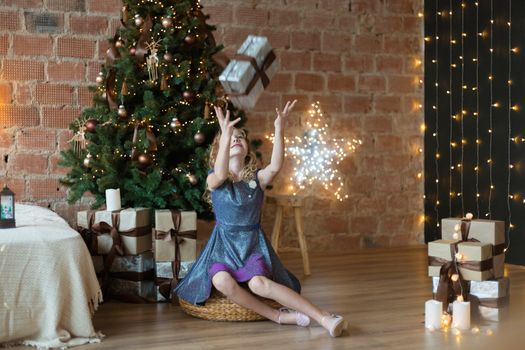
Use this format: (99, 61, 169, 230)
(0, 185, 15, 228)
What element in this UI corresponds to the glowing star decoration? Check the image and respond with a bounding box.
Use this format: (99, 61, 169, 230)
(269, 102, 361, 201)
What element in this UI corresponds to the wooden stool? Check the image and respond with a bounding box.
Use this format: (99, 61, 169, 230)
(267, 194, 310, 276)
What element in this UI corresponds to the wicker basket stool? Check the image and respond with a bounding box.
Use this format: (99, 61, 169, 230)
(179, 288, 281, 322)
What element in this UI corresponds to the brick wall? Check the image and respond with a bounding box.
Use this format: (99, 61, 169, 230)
(0, 0, 424, 251)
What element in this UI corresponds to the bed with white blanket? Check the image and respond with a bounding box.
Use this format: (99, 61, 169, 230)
(0, 204, 103, 348)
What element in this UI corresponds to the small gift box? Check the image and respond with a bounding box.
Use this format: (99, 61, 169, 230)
(470, 277, 510, 322)
(219, 35, 278, 109)
(78, 208, 151, 256)
(428, 239, 495, 281)
(441, 218, 505, 278)
(91, 251, 155, 279)
(153, 209, 197, 263)
(107, 278, 157, 303)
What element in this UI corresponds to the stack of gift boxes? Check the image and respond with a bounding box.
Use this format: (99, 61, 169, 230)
(426, 214, 509, 328)
(77, 208, 197, 303)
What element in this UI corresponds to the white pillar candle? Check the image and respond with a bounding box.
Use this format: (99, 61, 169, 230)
(452, 300, 471, 330)
(425, 300, 442, 329)
(105, 188, 121, 212)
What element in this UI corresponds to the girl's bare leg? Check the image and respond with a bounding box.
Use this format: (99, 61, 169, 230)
(247, 276, 335, 328)
(211, 271, 280, 323)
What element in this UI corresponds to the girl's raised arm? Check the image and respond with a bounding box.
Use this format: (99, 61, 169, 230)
(207, 106, 241, 191)
(258, 100, 297, 189)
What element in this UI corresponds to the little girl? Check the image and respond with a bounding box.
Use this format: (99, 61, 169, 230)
(175, 101, 347, 337)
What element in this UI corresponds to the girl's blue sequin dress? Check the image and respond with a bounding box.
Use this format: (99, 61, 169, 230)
(175, 171, 301, 305)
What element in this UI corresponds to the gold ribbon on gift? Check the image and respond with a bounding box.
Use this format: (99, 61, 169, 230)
(153, 210, 197, 299)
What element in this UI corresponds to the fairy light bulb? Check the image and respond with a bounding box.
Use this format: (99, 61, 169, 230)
(283, 102, 361, 200)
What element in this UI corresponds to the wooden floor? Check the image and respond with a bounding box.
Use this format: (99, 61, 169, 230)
(14, 246, 525, 349)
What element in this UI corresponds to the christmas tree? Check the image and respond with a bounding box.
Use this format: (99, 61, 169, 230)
(60, 0, 244, 216)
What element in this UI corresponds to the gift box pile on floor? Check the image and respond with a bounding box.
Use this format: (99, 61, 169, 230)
(77, 208, 197, 303)
(425, 213, 509, 330)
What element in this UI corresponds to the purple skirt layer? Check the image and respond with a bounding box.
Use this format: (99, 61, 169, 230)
(208, 253, 271, 282)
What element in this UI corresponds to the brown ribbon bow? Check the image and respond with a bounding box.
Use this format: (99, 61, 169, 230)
(153, 210, 197, 300)
(433, 218, 478, 311)
(224, 51, 276, 97)
(91, 212, 123, 297)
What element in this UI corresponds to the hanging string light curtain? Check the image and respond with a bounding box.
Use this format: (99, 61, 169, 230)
(423, 0, 525, 265)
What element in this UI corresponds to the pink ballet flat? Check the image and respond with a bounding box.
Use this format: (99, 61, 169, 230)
(278, 307, 311, 327)
(321, 314, 348, 337)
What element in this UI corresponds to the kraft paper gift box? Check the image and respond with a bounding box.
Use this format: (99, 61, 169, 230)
(470, 277, 510, 322)
(219, 35, 278, 109)
(441, 218, 505, 278)
(428, 239, 494, 281)
(153, 209, 197, 263)
(78, 208, 151, 255)
(91, 251, 155, 279)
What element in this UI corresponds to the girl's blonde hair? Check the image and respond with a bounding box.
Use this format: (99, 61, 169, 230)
(204, 128, 258, 203)
(208, 128, 258, 180)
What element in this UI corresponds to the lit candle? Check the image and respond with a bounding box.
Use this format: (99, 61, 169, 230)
(453, 300, 471, 330)
(425, 300, 442, 329)
(105, 188, 121, 212)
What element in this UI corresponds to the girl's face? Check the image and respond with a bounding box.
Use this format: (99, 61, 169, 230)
(229, 129, 248, 158)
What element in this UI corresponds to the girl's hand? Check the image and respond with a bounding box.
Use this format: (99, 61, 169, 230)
(274, 100, 297, 131)
(214, 106, 241, 139)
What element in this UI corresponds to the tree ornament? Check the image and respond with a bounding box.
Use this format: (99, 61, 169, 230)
(115, 39, 124, 48)
(170, 117, 181, 130)
(187, 173, 198, 185)
(162, 17, 173, 28)
(163, 52, 173, 62)
(146, 39, 161, 83)
(85, 119, 98, 133)
(68, 119, 87, 156)
(130, 47, 136, 55)
(184, 34, 196, 45)
(122, 6, 129, 23)
(204, 101, 210, 119)
(137, 153, 153, 168)
(182, 90, 195, 101)
(194, 131, 205, 144)
(117, 105, 128, 119)
(134, 14, 144, 26)
(121, 79, 129, 96)
(95, 72, 104, 84)
(160, 74, 169, 91)
(83, 153, 93, 168)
